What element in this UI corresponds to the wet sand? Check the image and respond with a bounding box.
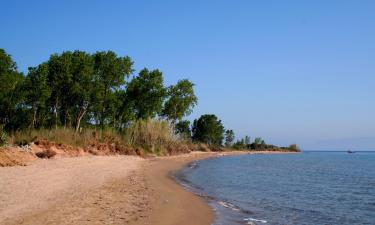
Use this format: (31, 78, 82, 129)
(133, 152, 217, 225)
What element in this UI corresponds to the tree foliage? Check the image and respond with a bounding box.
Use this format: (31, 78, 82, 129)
(162, 79, 197, 122)
(0, 49, 25, 131)
(254, 137, 263, 145)
(0, 49, 201, 134)
(175, 120, 191, 138)
(192, 114, 225, 145)
(24, 63, 51, 128)
(91, 51, 133, 127)
(126, 68, 166, 120)
(225, 129, 235, 147)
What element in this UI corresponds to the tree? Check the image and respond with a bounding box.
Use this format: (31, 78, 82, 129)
(92, 51, 133, 127)
(192, 114, 225, 145)
(249, 137, 264, 150)
(69, 51, 95, 131)
(162, 79, 197, 122)
(225, 129, 235, 147)
(46, 51, 98, 130)
(24, 63, 51, 128)
(47, 52, 73, 128)
(244, 135, 251, 146)
(288, 144, 300, 151)
(0, 49, 25, 131)
(175, 120, 191, 138)
(112, 90, 135, 130)
(232, 139, 245, 149)
(254, 137, 263, 145)
(126, 68, 166, 119)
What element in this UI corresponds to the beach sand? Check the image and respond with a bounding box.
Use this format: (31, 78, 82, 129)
(0, 151, 290, 225)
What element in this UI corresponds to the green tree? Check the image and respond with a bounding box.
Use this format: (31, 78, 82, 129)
(192, 114, 225, 145)
(162, 79, 197, 122)
(69, 51, 95, 131)
(46, 51, 97, 129)
(112, 90, 136, 130)
(288, 144, 300, 151)
(225, 129, 235, 147)
(244, 135, 251, 146)
(0, 49, 25, 131)
(254, 137, 263, 145)
(175, 120, 191, 138)
(24, 63, 51, 128)
(232, 139, 245, 149)
(92, 51, 133, 127)
(126, 68, 166, 119)
(47, 52, 73, 128)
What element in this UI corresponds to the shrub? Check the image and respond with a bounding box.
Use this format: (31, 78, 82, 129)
(288, 144, 300, 151)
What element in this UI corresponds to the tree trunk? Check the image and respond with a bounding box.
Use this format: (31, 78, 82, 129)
(75, 115, 82, 132)
(32, 106, 37, 128)
(54, 97, 59, 129)
(54, 105, 58, 129)
(75, 106, 87, 133)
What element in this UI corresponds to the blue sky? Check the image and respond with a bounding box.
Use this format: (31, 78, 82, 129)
(1, 0, 374, 150)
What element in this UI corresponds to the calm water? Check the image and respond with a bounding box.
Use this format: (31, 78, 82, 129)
(175, 152, 375, 225)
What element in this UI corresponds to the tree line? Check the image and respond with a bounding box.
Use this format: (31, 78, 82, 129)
(0, 49, 198, 133)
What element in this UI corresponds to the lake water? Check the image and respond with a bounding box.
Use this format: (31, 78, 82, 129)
(175, 152, 375, 225)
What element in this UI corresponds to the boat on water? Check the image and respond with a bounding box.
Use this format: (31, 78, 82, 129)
(347, 150, 355, 153)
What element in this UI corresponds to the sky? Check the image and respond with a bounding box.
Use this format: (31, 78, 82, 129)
(1, 0, 374, 150)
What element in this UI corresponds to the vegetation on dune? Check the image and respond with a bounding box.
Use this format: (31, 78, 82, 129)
(0, 48, 300, 155)
(123, 119, 190, 155)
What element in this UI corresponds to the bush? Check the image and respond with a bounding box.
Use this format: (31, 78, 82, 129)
(288, 144, 300, 151)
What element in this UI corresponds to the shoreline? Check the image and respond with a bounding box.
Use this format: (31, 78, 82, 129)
(133, 150, 295, 225)
(0, 151, 296, 225)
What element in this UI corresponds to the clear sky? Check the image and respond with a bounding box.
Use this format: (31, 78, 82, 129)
(1, 0, 374, 150)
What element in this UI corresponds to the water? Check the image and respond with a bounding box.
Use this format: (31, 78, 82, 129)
(175, 152, 375, 225)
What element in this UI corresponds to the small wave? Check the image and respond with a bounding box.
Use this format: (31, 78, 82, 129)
(188, 161, 199, 169)
(244, 217, 267, 224)
(217, 201, 241, 211)
(216, 200, 254, 215)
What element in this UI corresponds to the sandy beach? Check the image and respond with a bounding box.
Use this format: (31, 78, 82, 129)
(0, 151, 289, 225)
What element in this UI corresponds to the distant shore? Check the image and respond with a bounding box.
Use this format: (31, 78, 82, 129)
(0, 151, 296, 225)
